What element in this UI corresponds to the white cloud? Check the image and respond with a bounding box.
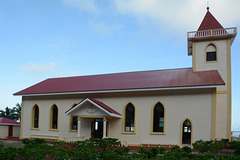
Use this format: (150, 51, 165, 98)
(21, 62, 55, 74)
(62, 0, 99, 14)
(113, 0, 240, 32)
(89, 21, 124, 35)
(54, 72, 64, 77)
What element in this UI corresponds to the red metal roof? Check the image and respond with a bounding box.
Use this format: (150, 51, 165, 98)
(65, 97, 121, 116)
(0, 117, 20, 125)
(14, 68, 225, 95)
(197, 11, 224, 31)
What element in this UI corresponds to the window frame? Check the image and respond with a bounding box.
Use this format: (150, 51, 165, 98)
(151, 101, 166, 135)
(69, 116, 78, 132)
(205, 43, 218, 63)
(31, 104, 40, 130)
(122, 102, 136, 134)
(49, 104, 59, 131)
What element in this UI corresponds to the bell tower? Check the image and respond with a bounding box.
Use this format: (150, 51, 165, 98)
(187, 8, 237, 140)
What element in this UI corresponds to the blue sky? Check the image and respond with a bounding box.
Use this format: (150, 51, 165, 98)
(0, 0, 239, 130)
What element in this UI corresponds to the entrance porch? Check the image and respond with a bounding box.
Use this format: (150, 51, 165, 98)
(65, 98, 121, 142)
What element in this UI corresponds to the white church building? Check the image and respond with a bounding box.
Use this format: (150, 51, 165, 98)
(14, 9, 237, 147)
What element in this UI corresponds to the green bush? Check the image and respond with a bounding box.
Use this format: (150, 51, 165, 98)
(150, 147, 158, 157)
(171, 145, 180, 151)
(234, 146, 240, 156)
(114, 147, 129, 155)
(193, 139, 224, 153)
(228, 141, 240, 149)
(21, 138, 32, 145)
(34, 138, 46, 144)
(159, 147, 166, 154)
(182, 146, 192, 153)
(1, 138, 240, 159)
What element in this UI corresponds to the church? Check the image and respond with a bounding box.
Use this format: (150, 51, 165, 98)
(14, 9, 237, 147)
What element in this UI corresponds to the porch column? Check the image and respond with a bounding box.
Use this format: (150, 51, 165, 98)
(103, 117, 107, 138)
(77, 116, 81, 137)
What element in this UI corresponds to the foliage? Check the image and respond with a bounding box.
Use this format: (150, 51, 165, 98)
(182, 146, 192, 153)
(0, 107, 15, 117)
(171, 145, 180, 151)
(193, 139, 224, 153)
(0, 103, 21, 121)
(150, 147, 159, 157)
(159, 147, 167, 154)
(13, 103, 21, 121)
(235, 147, 240, 156)
(1, 138, 240, 159)
(228, 141, 240, 149)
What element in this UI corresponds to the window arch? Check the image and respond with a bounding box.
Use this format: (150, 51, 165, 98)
(206, 44, 217, 62)
(32, 105, 39, 129)
(50, 104, 58, 130)
(181, 118, 193, 147)
(123, 103, 136, 133)
(151, 102, 165, 134)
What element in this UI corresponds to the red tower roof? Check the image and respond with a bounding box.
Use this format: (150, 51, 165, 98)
(197, 11, 224, 31)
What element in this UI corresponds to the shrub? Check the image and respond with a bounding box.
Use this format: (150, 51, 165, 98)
(138, 147, 154, 158)
(22, 138, 32, 145)
(228, 141, 240, 149)
(193, 140, 224, 153)
(34, 138, 46, 144)
(171, 145, 180, 151)
(150, 147, 158, 157)
(159, 147, 167, 154)
(114, 147, 129, 155)
(182, 146, 192, 153)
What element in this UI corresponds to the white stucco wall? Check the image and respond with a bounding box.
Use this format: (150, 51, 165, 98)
(194, 39, 230, 140)
(13, 125, 20, 137)
(0, 125, 8, 138)
(21, 89, 213, 146)
(195, 40, 228, 91)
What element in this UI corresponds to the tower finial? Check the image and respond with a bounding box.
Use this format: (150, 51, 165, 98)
(207, 1, 210, 11)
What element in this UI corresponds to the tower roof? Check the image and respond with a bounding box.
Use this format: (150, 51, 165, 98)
(197, 10, 224, 31)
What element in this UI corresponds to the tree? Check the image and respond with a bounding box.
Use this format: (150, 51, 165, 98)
(0, 107, 16, 120)
(13, 103, 21, 122)
(0, 103, 21, 121)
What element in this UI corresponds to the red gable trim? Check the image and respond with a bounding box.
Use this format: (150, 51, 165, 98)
(0, 117, 20, 125)
(198, 11, 224, 31)
(65, 97, 121, 116)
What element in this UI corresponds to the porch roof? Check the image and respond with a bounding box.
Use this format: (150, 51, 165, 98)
(65, 97, 121, 118)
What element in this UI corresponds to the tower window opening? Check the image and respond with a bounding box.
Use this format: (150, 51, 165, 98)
(206, 44, 217, 62)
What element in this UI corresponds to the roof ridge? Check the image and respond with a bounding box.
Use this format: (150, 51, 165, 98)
(46, 67, 193, 80)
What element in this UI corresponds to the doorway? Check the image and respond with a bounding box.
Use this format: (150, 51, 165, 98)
(8, 125, 13, 137)
(182, 119, 192, 145)
(91, 119, 103, 138)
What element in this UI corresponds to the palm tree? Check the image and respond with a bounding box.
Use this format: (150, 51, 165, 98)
(0, 103, 21, 121)
(0, 107, 16, 119)
(13, 103, 21, 122)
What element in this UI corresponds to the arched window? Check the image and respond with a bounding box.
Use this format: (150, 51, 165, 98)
(32, 105, 39, 129)
(206, 44, 217, 62)
(152, 102, 165, 133)
(50, 105, 58, 130)
(124, 103, 135, 132)
(182, 119, 192, 145)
